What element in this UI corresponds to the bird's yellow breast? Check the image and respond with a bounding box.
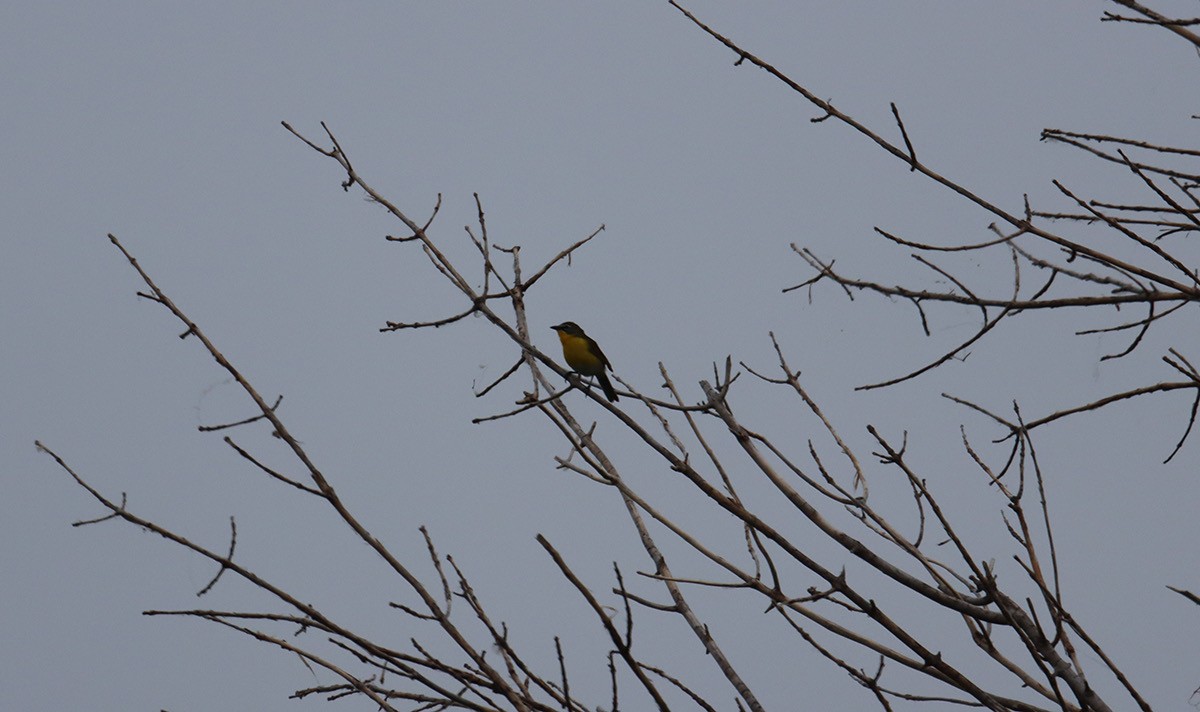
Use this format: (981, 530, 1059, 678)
(557, 332, 606, 375)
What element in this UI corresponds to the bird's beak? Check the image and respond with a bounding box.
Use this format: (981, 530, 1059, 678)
(551, 323, 566, 331)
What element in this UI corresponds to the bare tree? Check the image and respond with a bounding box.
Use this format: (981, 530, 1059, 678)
(38, 2, 1198, 710)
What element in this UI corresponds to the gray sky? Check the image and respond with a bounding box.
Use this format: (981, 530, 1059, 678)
(4, 2, 1198, 710)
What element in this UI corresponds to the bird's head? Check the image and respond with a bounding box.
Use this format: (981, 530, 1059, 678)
(551, 321, 585, 336)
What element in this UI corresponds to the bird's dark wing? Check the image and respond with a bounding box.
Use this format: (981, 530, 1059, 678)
(586, 336, 613, 371)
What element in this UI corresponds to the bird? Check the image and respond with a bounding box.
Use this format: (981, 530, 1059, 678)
(551, 321, 619, 402)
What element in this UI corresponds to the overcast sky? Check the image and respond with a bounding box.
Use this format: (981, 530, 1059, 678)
(4, 2, 1198, 710)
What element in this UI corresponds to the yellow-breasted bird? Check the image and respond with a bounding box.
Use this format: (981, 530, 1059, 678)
(551, 321, 618, 402)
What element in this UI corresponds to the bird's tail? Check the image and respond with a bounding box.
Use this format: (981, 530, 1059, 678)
(597, 372, 619, 402)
